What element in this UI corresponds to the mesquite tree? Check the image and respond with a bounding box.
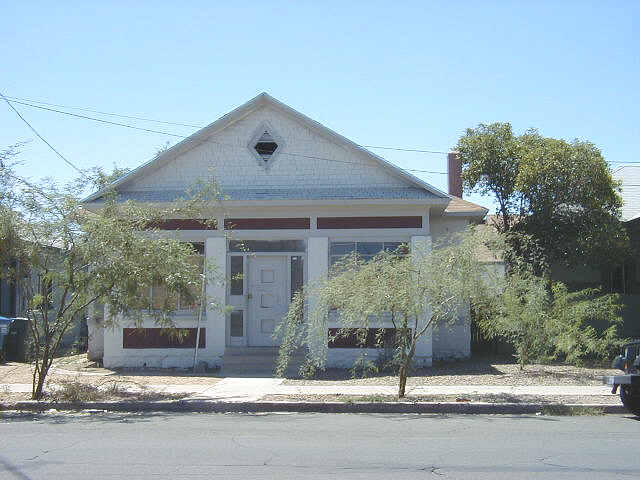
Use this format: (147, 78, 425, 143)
(275, 228, 501, 398)
(0, 157, 223, 399)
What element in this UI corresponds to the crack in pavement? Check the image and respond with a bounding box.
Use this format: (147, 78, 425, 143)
(22, 440, 83, 462)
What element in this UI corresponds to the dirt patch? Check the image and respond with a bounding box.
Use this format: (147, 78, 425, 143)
(260, 393, 621, 405)
(283, 357, 618, 386)
(0, 354, 224, 390)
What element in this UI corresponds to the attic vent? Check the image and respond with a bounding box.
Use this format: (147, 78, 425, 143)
(248, 123, 284, 169)
(254, 131, 278, 161)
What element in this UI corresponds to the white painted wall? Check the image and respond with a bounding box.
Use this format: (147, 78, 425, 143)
(121, 105, 409, 194)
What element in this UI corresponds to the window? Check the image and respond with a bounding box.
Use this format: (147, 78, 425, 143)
(291, 256, 304, 300)
(230, 311, 244, 337)
(150, 243, 204, 311)
(230, 256, 244, 295)
(254, 130, 278, 161)
(229, 240, 305, 253)
(329, 241, 407, 265)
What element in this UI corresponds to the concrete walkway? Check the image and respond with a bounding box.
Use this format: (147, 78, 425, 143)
(1, 379, 614, 401)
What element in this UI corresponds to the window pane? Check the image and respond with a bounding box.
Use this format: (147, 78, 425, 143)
(230, 256, 244, 295)
(229, 240, 305, 252)
(230, 310, 244, 337)
(357, 242, 384, 256)
(152, 282, 168, 309)
(330, 242, 355, 255)
(291, 256, 304, 300)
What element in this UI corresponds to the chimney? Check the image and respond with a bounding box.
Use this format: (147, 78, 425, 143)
(447, 151, 463, 198)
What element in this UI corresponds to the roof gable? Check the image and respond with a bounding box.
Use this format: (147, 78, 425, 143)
(83, 93, 450, 204)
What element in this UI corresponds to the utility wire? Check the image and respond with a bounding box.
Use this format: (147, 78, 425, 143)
(5, 95, 451, 156)
(0, 92, 83, 173)
(5, 93, 633, 166)
(4, 95, 202, 128)
(7, 98, 450, 175)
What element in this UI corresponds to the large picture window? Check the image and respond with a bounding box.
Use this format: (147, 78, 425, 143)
(150, 243, 204, 311)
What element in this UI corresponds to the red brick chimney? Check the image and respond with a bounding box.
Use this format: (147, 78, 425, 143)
(447, 152, 463, 198)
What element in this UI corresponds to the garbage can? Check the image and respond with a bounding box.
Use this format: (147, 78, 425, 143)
(0, 316, 12, 362)
(4, 318, 29, 362)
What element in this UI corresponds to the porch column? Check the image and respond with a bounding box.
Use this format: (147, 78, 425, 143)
(306, 237, 329, 364)
(411, 235, 433, 367)
(205, 237, 226, 367)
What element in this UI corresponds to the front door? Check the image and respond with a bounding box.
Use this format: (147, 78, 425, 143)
(248, 256, 288, 346)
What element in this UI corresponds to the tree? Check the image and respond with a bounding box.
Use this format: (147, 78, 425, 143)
(275, 228, 501, 398)
(0, 158, 223, 399)
(476, 273, 624, 369)
(457, 123, 628, 273)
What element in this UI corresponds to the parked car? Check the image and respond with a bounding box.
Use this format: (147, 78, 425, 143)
(603, 340, 640, 416)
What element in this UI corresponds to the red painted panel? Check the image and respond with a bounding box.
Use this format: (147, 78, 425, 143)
(146, 219, 217, 230)
(317, 216, 422, 229)
(224, 218, 310, 230)
(123, 328, 206, 349)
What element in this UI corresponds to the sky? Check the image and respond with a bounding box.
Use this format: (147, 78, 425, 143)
(1, 1, 638, 210)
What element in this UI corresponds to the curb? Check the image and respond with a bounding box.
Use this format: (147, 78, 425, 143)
(0, 400, 628, 415)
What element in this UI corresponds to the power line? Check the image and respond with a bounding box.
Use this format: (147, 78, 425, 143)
(6, 99, 185, 139)
(6, 98, 450, 175)
(5, 94, 452, 156)
(0, 92, 83, 173)
(4, 95, 202, 128)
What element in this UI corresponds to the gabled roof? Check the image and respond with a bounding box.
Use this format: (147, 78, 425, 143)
(83, 92, 450, 204)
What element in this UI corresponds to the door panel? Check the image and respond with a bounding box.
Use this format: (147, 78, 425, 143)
(249, 256, 287, 346)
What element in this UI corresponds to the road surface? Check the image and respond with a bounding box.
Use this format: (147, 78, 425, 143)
(1, 411, 639, 479)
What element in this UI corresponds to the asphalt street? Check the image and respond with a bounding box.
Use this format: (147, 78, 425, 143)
(1, 411, 639, 479)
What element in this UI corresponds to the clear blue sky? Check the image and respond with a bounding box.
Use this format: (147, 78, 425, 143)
(2, 1, 638, 210)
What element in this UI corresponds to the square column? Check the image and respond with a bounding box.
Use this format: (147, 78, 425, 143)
(411, 235, 433, 367)
(306, 237, 329, 365)
(205, 236, 227, 366)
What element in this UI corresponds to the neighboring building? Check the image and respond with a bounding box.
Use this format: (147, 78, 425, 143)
(83, 93, 488, 370)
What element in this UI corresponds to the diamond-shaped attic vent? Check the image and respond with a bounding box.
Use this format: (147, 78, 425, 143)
(248, 122, 284, 170)
(254, 131, 278, 161)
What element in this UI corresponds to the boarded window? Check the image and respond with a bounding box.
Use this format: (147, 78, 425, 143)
(123, 328, 205, 349)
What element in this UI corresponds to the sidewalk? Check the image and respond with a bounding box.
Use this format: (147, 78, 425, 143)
(1, 378, 615, 402)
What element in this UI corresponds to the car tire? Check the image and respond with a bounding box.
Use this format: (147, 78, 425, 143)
(619, 385, 640, 416)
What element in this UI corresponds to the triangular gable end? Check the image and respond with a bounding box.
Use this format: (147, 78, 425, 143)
(83, 93, 450, 204)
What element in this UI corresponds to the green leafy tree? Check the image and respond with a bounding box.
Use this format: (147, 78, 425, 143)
(477, 273, 624, 369)
(275, 228, 501, 398)
(457, 123, 628, 273)
(0, 158, 223, 399)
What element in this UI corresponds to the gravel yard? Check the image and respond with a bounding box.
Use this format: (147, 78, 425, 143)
(0, 354, 224, 388)
(260, 393, 620, 405)
(283, 357, 619, 386)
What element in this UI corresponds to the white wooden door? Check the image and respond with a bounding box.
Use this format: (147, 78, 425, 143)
(248, 256, 287, 347)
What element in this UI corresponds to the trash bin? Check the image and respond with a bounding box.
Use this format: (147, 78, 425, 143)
(0, 316, 12, 362)
(4, 318, 29, 362)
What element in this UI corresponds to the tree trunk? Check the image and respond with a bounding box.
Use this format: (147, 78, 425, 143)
(32, 359, 51, 400)
(398, 365, 407, 398)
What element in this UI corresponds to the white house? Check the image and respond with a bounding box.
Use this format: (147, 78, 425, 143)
(83, 93, 488, 371)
